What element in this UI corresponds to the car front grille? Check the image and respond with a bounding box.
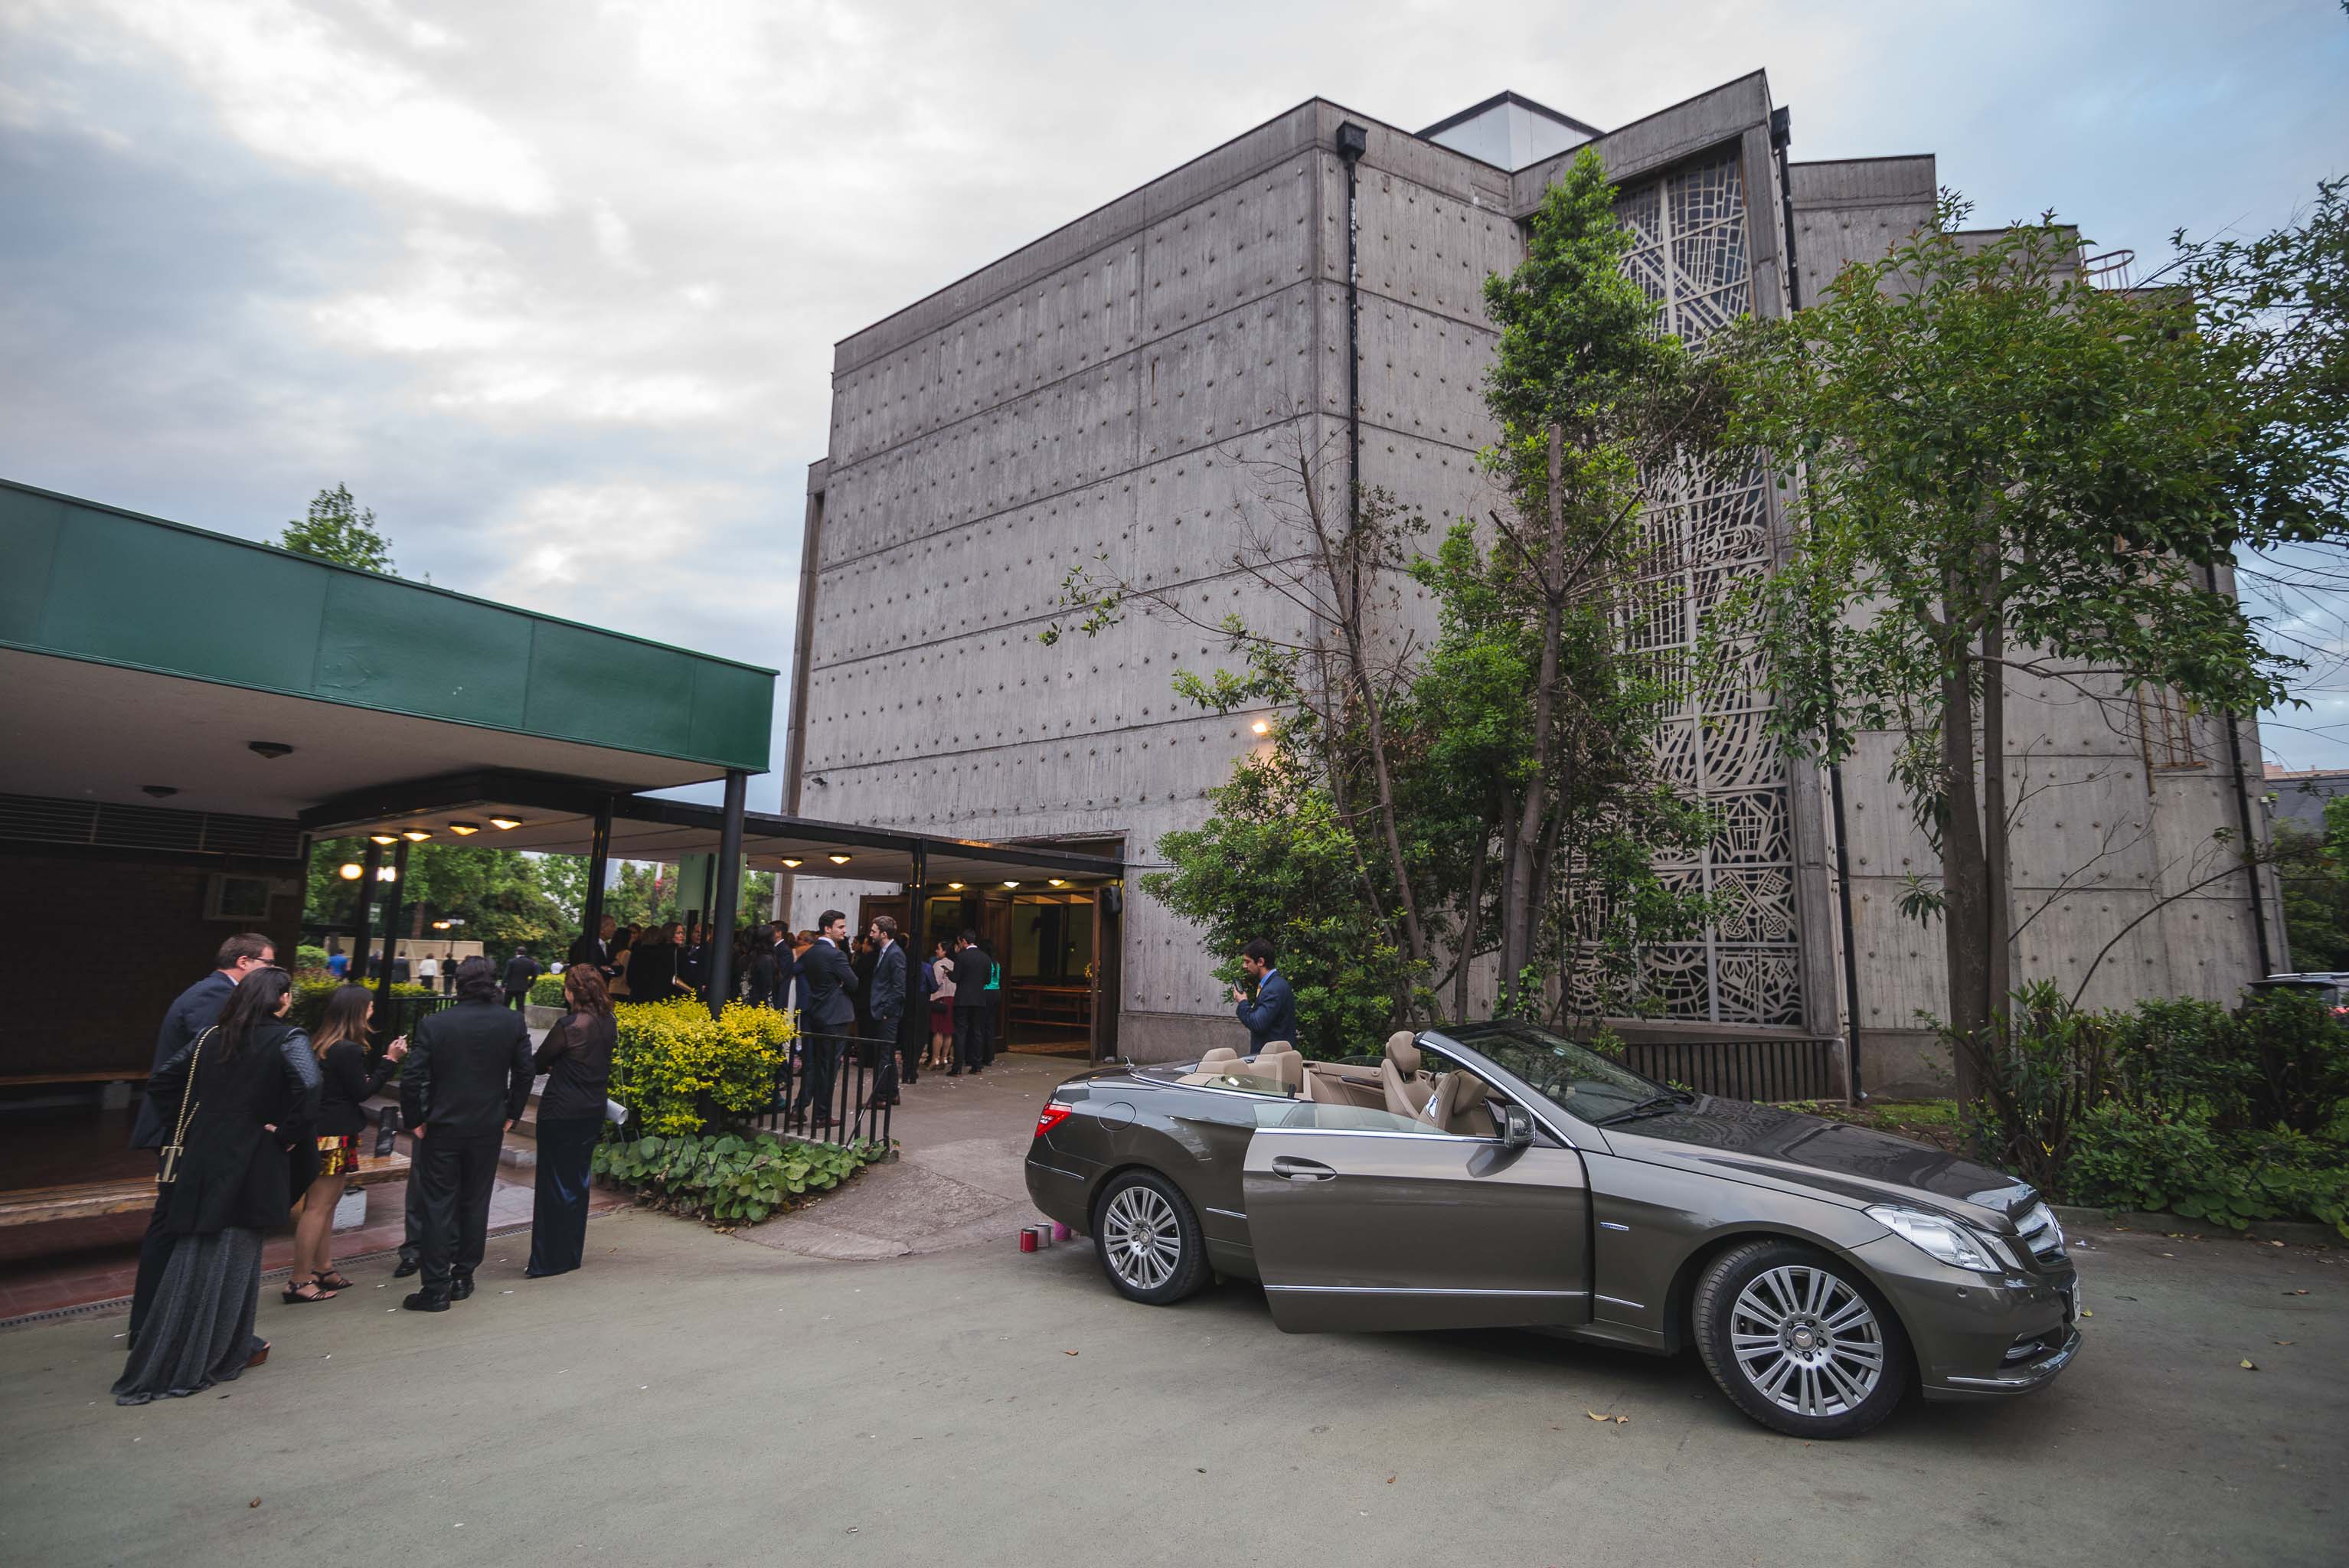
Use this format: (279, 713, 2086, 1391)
(2014, 1200, 2066, 1265)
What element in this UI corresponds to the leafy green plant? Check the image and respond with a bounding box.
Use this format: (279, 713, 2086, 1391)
(528, 973, 567, 1008)
(2067, 1106, 2349, 1239)
(287, 978, 435, 1032)
(608, 996, 793, 1136)
(591, 1131, 884, 1227)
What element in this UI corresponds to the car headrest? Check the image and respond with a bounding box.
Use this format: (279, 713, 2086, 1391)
(1384, 1031, 1421, 1076)
(1199, 1047, 1241, 1072)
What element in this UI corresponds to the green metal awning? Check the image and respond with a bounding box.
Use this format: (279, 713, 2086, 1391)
(0, 479, 775, 817)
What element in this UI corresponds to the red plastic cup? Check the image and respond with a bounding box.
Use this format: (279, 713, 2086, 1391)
(1018, 1228, 1037, 1253)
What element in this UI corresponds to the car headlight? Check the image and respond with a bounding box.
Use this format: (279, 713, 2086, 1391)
(1865, 1204, 1999, 1273)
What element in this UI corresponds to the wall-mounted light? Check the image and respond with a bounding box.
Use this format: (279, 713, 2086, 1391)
(338, 862, 364, 880)
(828, 854, 851, 865)
(431, 920, 452, 930)
(376, 866, 399, 883)
(488, 816, 523, 830)
(447, 822, 479, 836)
(369, 833, 399, 846)
(401, 829, 431, 841)
(247, 740, 293, 760)
(1251, 720, 1269, 735)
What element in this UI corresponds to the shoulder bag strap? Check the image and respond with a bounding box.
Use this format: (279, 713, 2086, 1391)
(158, 1026, 213, 1184)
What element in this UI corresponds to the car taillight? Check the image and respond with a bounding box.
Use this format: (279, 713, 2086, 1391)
(1034, 1102, 1074, 1138)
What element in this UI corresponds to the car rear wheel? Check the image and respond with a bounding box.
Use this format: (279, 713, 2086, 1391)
(1694, 1240, 1911, 1439)
(1093, 1170, 1208, 1305)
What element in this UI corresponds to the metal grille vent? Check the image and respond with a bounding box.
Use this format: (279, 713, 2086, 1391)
(0, 792, 302, 859)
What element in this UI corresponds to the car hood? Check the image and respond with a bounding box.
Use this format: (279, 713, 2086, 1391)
(1596, 1096, 2036, 1227)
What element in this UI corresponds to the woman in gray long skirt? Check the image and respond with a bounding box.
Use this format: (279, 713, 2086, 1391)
(115, 966, 320, 1406)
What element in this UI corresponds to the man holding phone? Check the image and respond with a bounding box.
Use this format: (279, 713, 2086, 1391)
(1231, 937, 1295, 1053)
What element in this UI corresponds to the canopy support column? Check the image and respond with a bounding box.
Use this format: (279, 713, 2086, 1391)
(374, 837, 410, 1016)
(349, 838, 384, 982)
(581, 796, 612, 954)
(904, 842, 928, 1056)
(705, 769, 747, 1018)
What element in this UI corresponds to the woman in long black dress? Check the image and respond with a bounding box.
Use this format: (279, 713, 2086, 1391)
(525, 964, 616, 1278)
(115, 967, 320, 1405)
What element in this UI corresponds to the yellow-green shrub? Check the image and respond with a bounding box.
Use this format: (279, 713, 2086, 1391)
(609, 997, 795, 1135)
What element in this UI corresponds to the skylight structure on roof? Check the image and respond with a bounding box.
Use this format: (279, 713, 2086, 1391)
(1418, 90, 1602, 171)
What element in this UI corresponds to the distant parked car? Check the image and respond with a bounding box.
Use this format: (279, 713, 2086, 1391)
(1027, 1022, 2083, 1439)
(2254, 974, 2349, 1015)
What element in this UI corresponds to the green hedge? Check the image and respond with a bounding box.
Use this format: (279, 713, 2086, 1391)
(591, 1131, 883, 1227)
(529, 972, 567, 1008)
(607, 995, 794, 1136)
(287, 977, 436, 1033)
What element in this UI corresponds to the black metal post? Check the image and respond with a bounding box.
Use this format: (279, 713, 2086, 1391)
(374, 838, 410, 1018)
(905, 843, 927, 1073)
(581, 796, 612, 955)
(349, 838, 384, 982)
(1336, 121, 1367, 528)
(705, 769, 747, 1018)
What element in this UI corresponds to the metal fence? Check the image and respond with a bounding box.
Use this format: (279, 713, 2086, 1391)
(746, 1031, 897, 1153)
(370, 992, 456, 1048)
(1617, 1035, 1841, 1103)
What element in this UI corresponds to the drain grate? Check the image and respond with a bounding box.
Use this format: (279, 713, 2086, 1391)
(0, 1221, 537, 1334)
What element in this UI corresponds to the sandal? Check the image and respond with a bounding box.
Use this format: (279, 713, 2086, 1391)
(314, 1270, 355, 1291)
(282, 1279, 337, 1304)
(247, 1342, 270, 1369)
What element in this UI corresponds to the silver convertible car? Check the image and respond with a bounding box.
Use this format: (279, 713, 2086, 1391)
(1024, 1021, 2082, 1439)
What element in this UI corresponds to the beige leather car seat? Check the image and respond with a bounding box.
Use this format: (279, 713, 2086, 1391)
(1198, 1047, 1241, 1076)
(1380, 1032, 1428, 1119)
(1249, 1045, 1303, 1091)
(1426, 1070, 1497, 1137)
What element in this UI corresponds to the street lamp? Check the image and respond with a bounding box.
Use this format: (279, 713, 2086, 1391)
(338, 862, 364, 880)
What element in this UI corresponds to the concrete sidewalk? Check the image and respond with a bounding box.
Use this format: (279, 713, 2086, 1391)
(1, 1208, 2341, 1568)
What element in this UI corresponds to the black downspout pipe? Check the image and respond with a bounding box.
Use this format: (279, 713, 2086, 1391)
(905, 843, 928, 1071)
(1336, 122, 1368, 525)
(350, 838, 384, 983)
(705, 770, 748, 1018)
(374, 838, 410, 1019)
(1771, 106, 1801, 311)
(581, 797, 612, 956)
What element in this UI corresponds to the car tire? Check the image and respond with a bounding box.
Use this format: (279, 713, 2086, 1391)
(1694, 1239, 1911, 1439)
(1092, 1169, 1209, 1306)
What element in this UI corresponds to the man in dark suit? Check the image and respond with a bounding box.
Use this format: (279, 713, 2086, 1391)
(501, 948, 541, 1011)
(1232, 937, 1298, 1053)
(949, 930, 994, 1077)
(866, 916, 907, 1104)
(789, 910, 857, 1132)
(400, 956, 534, 1312)
(126, 932, 276, 1342)
(568, 916, 615, 974)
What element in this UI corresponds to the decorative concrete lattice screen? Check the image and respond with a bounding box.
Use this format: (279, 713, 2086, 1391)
(1598, 151, 1802, 1027)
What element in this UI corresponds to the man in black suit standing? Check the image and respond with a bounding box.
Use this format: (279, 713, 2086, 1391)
(789, 910, 857, 1133)
(400, 956, 534, 1312)
(568, 915, 615, 975)
(949, 929, 994, 1077)
(126, 932, 276, 1342)
(501, 947, 541, 1011)
(866, 916, 907, 1104)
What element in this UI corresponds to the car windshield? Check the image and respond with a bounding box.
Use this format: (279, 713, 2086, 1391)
(1428, 1022, 1671, 1125)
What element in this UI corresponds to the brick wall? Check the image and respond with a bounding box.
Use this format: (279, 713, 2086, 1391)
(0, 847, 305, 1077)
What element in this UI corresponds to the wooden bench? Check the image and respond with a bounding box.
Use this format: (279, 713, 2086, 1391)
(0, 1154, 413, 1230)
(0, 1071, 148, 1088)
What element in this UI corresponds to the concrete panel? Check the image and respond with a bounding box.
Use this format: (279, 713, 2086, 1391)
(1512, 72, 1772, 213)
(1788, 155, 1936, 304)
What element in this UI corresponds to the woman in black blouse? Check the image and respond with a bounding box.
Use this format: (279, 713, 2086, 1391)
(525, 963, 616, 1279)
(289, 985, 407, 1298)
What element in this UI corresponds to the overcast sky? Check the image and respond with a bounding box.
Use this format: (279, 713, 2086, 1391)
(5, 0, 2347, 800)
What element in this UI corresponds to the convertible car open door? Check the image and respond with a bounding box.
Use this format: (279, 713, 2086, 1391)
(1241, 1112, 1592, 1334)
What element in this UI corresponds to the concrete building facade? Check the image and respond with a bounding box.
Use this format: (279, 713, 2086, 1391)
(786, 73, 2286, 1087)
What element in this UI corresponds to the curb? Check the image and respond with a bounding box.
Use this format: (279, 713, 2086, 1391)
(2053, 1204, 2338, 1248)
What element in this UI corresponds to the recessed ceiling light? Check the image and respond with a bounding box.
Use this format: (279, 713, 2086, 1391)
(828, 854, 851, 865)
(368, 834, 399, 846)
(780, 858, 803, 868)
(1048, 879, 1067, 887)
(338, 862, 364, 880)
(948, 882, 964, 890)
(488, 816, 523, 830)
(1003, 880, 1020, 889)
(401, 829, 431, 841)
(247, 740, 293, 760)
(140, 785, 178, 799)
(447, 822, 479, 836)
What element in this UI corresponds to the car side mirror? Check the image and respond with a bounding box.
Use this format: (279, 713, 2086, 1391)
(1500, 1104, 1534, 1150)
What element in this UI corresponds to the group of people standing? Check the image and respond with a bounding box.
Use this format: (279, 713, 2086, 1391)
(113, 936, 616, 1405)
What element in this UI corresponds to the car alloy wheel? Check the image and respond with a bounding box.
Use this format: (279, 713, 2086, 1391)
(1694, 1239, 1911, 1438)
(1092, 1170, 1208, 1305)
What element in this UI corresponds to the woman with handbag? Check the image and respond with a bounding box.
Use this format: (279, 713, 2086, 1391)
(287, 985, 407, 1300)
(524, 964, 616, 1279)
(113, 966, 321, 1405)
(606, 924, 637, 1001)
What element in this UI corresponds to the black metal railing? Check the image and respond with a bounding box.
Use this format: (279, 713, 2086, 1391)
(371, 993, 456, 1048)
(1619, 1035, 1840, 1104)
(747, 1030, 896, 1153)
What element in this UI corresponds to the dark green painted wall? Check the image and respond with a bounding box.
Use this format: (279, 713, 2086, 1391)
(0, 480, 774, 773)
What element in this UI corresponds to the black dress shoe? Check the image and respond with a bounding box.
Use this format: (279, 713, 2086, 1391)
(392, 1258, 420, 1279)
(449, 1275, 475, 1301)
(400, 1291, 449, 1312)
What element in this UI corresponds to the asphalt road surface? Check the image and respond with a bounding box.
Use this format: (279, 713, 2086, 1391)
(1, 1210, 2339, 1568)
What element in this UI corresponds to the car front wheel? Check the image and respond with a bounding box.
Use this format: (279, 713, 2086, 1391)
(1092, 1170, 1208, 1305)
(1694, 1240, 1911, 1439)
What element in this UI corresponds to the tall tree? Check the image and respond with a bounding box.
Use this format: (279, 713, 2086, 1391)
(281, 483, 395, 573)
(1715, 206, 2325, 1093)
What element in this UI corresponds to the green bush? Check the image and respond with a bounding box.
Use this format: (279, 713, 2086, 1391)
(529, 972, 567, 1008)
(296, 944, 332, 974)
(591, 1131, 883, 1226)
(2068, 1104, 2349, 1238)
(287, 977, 435, 1032)
(608, 996, 794, 1136)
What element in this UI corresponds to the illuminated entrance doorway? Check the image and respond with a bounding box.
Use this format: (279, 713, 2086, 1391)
(857, 881, 1121, 1062)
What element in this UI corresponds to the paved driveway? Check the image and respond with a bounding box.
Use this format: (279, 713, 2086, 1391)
(0, 1210, 2338, 1568)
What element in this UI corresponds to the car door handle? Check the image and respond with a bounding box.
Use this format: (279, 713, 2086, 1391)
(1269, 1156, 1336, 1181)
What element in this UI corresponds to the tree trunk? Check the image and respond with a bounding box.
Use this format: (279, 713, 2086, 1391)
(1981, 597, 2013, 1032)
(1938, 611, 1991, 1106)
(1452, 804, 1495, 1023)
(1501, 427, 1567, 1015)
